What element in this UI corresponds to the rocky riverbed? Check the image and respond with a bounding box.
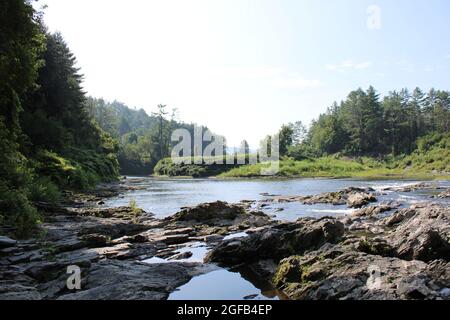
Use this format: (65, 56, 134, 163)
(0, 180, 449, 300)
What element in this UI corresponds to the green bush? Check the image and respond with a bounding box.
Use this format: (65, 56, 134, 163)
(35, 148, 119, 190)
(27, 176, 61, 204)
(0, 182, 41, 238)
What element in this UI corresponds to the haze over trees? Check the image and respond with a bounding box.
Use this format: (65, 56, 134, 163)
(86, 98, 224, 175)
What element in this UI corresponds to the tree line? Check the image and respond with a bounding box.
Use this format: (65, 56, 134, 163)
(1, 1, 118, 236)
(86, 98, 225, 175)
(273, 86, 449, 160)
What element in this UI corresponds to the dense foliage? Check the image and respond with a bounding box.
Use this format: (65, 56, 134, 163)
(0, 1, 118, 236)
(87, 98, 224, 175)
(305, 86, 448, 157)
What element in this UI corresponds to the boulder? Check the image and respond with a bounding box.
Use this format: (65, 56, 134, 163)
(347, 192, 377, 208)
(384, 205, 450, 262)
(272, 244, 449, 300)
(205, 218, 344, 265)
(170, 201, 245, 222)
(382, 208, 417, 226)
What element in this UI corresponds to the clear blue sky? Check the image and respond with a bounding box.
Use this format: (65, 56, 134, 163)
(40, 0, 450, 146)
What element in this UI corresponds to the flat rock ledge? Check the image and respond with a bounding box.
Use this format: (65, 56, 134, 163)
(0, 198, 275, 300)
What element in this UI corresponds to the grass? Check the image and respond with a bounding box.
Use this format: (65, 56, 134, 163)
(219, 156, 448, 179)
(154, 155, 449, 180)
(155, 133, 449, 179)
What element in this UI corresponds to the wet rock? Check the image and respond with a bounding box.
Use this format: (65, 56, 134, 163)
(57, 260, 215, 300)
(0, 236, 17, 249)
(272, 244, 449, 300)
(206, 218, 345, 265)
(245, 259, 278, 279)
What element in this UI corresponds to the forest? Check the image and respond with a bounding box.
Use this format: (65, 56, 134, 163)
(0, 1, 122, 235)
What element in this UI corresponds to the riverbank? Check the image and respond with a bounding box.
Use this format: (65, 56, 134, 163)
(0, 180, 448, 300)
(153, 156, 450, 180)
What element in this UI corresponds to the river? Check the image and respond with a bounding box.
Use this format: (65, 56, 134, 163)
(103, 177, 449, 300)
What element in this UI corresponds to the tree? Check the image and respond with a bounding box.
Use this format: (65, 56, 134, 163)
(290, 121, 307, 145)
(0, 0, 46, 131)
(259, 135, 272, 157)
(0, 0, 46, 235)
(361, 86, 383, 154)
(309, 102, 348, 155)
(382, 91, 407, 155)
(278, 125, 294, 156)
(152, 104, 169, 160)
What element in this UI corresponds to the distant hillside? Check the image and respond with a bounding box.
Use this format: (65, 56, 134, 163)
(86, 98, 224, 175)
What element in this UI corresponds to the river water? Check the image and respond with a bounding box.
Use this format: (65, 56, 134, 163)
(104, 177, 449, 300)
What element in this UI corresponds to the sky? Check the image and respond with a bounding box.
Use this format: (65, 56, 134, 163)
(39, 0, 450, 147)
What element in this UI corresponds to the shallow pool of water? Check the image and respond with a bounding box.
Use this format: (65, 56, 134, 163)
(169, 269, 285, 300)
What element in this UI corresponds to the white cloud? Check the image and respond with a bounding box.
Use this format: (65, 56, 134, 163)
(326, 60, 372, 72)
(446, 54, 450, 59)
